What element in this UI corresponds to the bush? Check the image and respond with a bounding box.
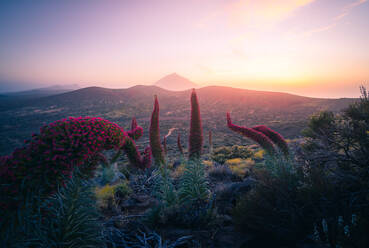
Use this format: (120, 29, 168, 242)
(208, 164, 238, 182)
(114, 181, 132, 199)
(96, 184, 116, 209)
(253, 149, 264, 160)
(1, 172, 104, 248)
(95, 181, 132, 209)
(211, 145, 253, 164)
(178, 160, 210, 204)
(225, 158, 254, 178)
(233, 87, 369, 247)
(147, 160, 215, 229)
(299, 86, 369, 247)
(0, 116, 148, 215)
(232, 157, 311, 245)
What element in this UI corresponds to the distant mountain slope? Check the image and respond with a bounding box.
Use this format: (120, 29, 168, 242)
(0, 84, 357, 155)
(22, 85, 355, 117)
(5, 84, 80, 97)
(0, 84, 80, 110)
(154, 73, 197, 91)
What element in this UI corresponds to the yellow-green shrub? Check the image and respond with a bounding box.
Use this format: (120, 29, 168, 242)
(253, 150, 264, 160)
(95, 181, 131, 209)
(95, 185, 115, 209)
(225, 158, 255, 178)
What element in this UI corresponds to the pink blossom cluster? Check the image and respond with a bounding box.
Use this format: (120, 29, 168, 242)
(0, 116, 151, 211)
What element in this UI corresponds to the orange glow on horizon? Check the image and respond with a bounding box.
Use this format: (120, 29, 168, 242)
(0, 0, 368, 98)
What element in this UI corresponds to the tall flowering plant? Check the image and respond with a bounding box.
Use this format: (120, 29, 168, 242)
(177, 133, 184, 157)
(252, 125, 289, 157)
(188, 89, 203, 160)
(227, 113, 276, 155)
(0, 116, 151, 212)
(149, 95, 165, 166)
(226, 113, 289, 157)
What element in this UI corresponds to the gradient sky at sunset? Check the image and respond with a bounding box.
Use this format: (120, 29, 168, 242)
(0, 0, 368, 97)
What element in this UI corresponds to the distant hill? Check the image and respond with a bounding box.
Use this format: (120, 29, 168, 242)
(0, 85, 357, 155)
(19, 85, 354, 116)
(154, 73, 197, 91)
(4, 84, 80, 97)
(0, 84, 80, 110)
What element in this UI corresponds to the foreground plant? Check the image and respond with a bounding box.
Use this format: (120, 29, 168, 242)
(177, 133, 184, 157)
(0, 116, 151, 213)
(1, 170, 104, 248)
(188, 89, 203, 160)
(149, 95, 165, 166)
(252, 125, 289, 157)
(227, 113, 276, 155)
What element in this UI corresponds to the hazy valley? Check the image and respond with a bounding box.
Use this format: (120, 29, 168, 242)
(0, 83, 355, 156)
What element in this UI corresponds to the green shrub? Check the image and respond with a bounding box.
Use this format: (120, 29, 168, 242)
(153, 164, 178, 207)
(1, 173, 104, 248)
(233, 87, 369, 247)
(147, 160, 215, 229)
(232, 157, 311, 244)
(299, 86, 369, 247)
(114, 181, 132, 199)
(178, 160, 210, 204)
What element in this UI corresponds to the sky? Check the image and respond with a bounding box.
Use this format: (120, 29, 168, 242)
(0, 0, 368, 98)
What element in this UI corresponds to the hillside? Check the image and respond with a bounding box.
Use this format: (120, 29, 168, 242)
(0, 84, 79, 110)
(0, 85, 356, 155)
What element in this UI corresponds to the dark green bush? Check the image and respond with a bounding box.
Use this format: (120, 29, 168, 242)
(1, 172, 104, 248)
(232, 157, 312, 244)
(147, 161, 215, 229)
(233, 87, 369, 247)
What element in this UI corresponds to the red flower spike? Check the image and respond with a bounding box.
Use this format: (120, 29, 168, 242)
(177, 133, 184, 156)
(127, 117, 143, 141)
(123, 137, 152, 170)
(149, 95, 165, 166)
(188, 89, 203, 160)
(131, 117, 138, 131)
(226, 113, 276, 155)
(143, 146, 152, 169)
(252, 125, 289, 157)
